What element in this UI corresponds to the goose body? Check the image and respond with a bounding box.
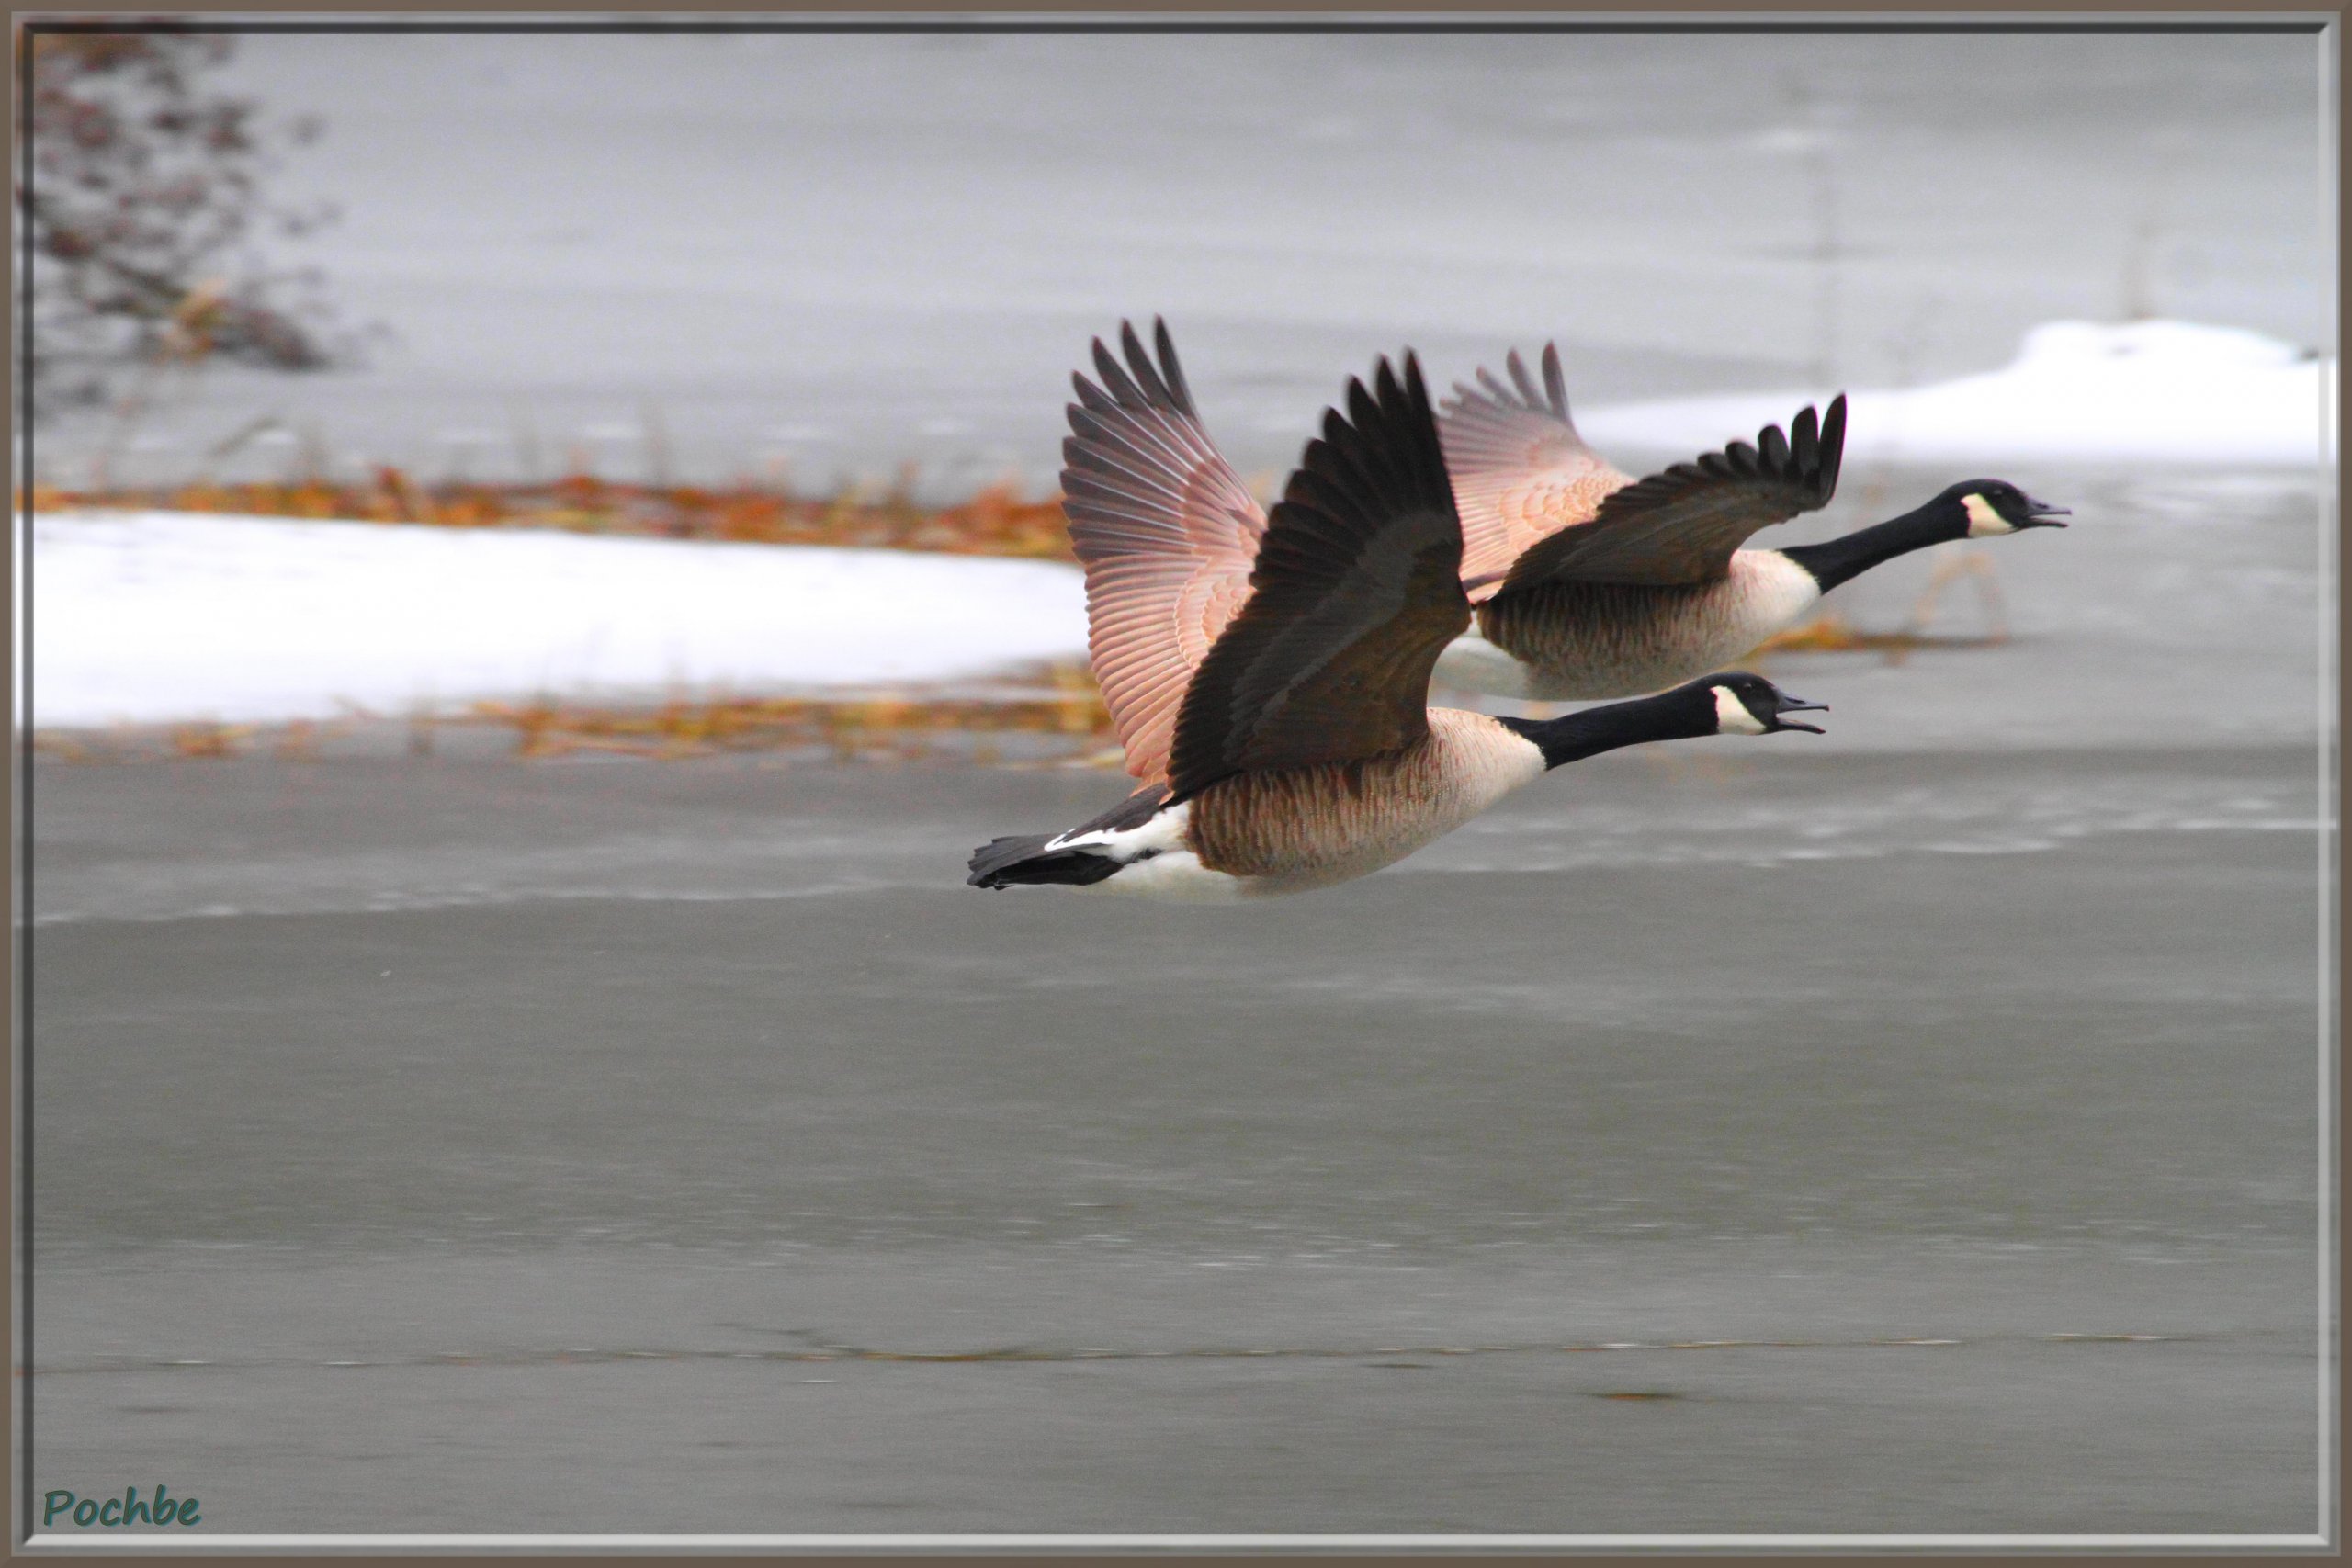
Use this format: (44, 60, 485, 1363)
(1447, 550, 1824, 701)
(970, 351, 1827, 900)
(1438, 342, 2066, 699)
(1054, 321, 2064, 707)
(979, 709, 1545, 900)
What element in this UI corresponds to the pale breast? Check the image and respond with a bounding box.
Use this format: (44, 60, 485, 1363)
(1185, 711, 1546, 894)
(1476, 549, 1821, 700)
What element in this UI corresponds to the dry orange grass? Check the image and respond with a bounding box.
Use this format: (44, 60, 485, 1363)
(1753, 551, 2012, 662)
(1751, 615, 2007, 663)
(22, 469, 1077, 560)
(35, 664, 1119, 767)
(469, 663, 1112, 762)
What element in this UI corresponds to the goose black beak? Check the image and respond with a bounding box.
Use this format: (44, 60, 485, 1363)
(1772, 696, 1829, 735)
(2020, 497, 2071, 527)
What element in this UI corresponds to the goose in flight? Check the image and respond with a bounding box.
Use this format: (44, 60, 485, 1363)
(967, 352, 1826, 899)
(1050, 321, 2064, 712)
(1437, 343, 2068, 698)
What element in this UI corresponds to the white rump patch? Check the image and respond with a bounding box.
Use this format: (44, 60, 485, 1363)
(1962, 493, 2015, 536)
(1046, 801, 1245, 898)
(1079, 850, 1246, 901)
(1432, 631, 1534, 700)
(1046, 801, 1193, 860)
(1713, 685, 1769, 734)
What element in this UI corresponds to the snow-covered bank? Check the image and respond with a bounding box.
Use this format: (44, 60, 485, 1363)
(1579, 321, 2334, 467)
(29, 513, 1090, 729)
(26, 319, 2331, 731)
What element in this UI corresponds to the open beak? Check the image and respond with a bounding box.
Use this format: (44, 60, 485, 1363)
(1772, 695, 1829, 735)
(2020, 497, 2071, 528)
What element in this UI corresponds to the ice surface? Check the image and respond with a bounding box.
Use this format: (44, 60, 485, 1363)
(26, 33, 2326, 494)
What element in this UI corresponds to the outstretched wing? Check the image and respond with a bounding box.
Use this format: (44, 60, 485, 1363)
(1498, 394, 1849, 592)
(1438, 343, 1635, 603)
(1167, 353, 1469, 802)
(1060, 319, 1269, 784)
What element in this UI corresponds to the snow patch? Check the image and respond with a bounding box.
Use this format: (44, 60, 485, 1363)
(28, 512, 1090, 728)
(1578, 320, 2333, 467)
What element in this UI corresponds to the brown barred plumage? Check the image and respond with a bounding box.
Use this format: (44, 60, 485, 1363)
(1185, 711, 1544, 892)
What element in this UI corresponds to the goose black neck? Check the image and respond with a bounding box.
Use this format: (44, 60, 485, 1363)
(1780, 499, 1965, 593)
(1498, 688, 1714, 771)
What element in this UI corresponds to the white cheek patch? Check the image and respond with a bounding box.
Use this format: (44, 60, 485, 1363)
(1962, 493, 2016, 537)
(1713, 685, 1770, 735)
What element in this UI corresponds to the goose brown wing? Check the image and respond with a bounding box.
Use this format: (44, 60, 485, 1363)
(1061, 319, 1269, 784)
(1166, 353, 1469, 802)
(1497, 394, 1848, 592)
(1438, 342, 1635, 604)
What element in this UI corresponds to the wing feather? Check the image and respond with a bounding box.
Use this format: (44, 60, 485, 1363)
(1498, 394, 1849, 591)
(1166, 353, 1469, 802)
(1060, 319, 1268, 784)
(1437, 342, 1636, 602)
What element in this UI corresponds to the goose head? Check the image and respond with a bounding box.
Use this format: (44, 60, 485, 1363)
(1942, 479, 2071, 538)
(1702, 671, 1829, 736)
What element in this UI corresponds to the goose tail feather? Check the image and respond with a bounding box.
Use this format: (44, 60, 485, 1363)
(967, 833, 1124, 890)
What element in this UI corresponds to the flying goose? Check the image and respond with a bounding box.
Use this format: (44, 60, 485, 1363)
(1436, 344, 2069, 698)
(967, 352, 1828, 899)
(1050, 321, 2065, 714)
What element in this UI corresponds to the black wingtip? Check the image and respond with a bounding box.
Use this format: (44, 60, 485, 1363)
(1118, 319, 1151, 377)
(1400, 349, 1430, 411)
(1819, 393, 1849, 498)
(1086, 317, 1190, 416)
(1371, 350, 1442, 484)
(1069, 318, 1213, 434)
(1150, 317, 1194, 413)
(1448, 343, 1571, 422)
(1276, 347, 1457, 555)
(1787, 404, 1820, 485)
(1348, 367, 1383, 438)
(1505, 348, 1542, 411)
(1087, 333, 1123, 393)
(1103, 333, 1150, 405)
(1356, 351, 1432, 432)
(1766, 394, 1847, 502)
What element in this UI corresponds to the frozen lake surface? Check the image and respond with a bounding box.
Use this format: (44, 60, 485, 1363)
(28, 29, 2329, 496)
(26, 465, 2332, 1539)
(28, 739, 2326, 1537)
